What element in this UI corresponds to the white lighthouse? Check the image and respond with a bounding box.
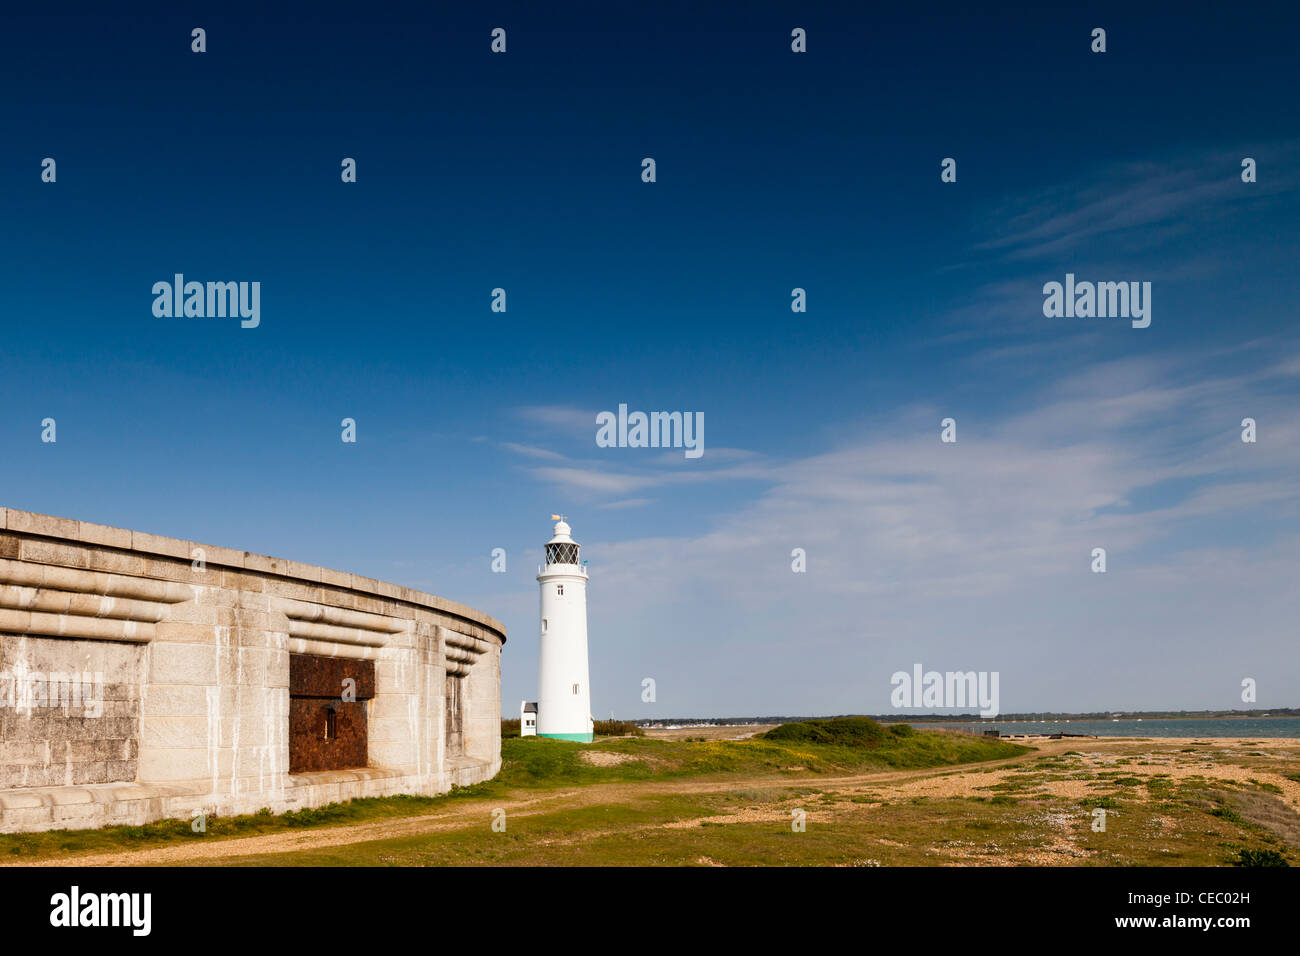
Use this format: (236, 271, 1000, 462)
(534, 516, 593, 742)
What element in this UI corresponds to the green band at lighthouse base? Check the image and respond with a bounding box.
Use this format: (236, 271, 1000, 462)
(538, 732, 594, 742)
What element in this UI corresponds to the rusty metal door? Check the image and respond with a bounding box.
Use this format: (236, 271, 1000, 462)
(288, 653, 375, 773)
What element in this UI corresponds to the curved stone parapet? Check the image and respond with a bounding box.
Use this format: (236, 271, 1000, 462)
(0, 507, 505, 833)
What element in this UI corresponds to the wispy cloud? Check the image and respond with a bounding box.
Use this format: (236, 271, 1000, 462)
(976, 143, 1299, 264)
(514, 405, 596, 434)
(597, 497, 654, 510)
(935, 141, 1300, 345)
(499, 441, 566, 460)
(577, 346, 1300, 714)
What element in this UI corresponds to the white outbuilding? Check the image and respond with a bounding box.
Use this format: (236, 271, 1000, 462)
(520, 700, 537, 736)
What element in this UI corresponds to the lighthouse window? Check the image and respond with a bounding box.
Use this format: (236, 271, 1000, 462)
(542, 619, 547, 633)
(545, 542, 580, 565)
(572, 683, 580, 695)
(556, 584, 564, 596)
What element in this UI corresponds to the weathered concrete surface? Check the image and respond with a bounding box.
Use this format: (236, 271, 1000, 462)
(0, 507, 505, 833)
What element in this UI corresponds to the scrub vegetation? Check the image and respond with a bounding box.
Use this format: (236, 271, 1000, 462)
(4, 725, 1298, 868)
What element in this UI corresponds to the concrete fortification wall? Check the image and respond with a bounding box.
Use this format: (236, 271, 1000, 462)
(0, 507, 505, 833)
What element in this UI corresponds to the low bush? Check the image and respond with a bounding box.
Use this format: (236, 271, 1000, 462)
(593, 720, 644, 738)
(1234, 848, 1289, 867)
(763, 717, 889, 747)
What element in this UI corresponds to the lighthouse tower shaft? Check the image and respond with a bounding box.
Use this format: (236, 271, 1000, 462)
(536, 520, 593, 742)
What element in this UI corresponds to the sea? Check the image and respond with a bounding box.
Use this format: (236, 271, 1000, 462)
(930, 717, 1300, 738)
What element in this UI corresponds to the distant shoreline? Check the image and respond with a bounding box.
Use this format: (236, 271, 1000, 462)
(635, 710, 1299, 727)
(927, 714, 1295, 723)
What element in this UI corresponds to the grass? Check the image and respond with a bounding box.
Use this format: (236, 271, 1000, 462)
(0, 793, 473, 860)
(1235, 848, 1290, 867)
(222, 786, 1294, 868)
(0, 723, 1022, 861)
(5, 728, 1298, 868)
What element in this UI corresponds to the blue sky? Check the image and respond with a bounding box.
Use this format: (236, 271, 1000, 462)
(2, 2, 1297, 717)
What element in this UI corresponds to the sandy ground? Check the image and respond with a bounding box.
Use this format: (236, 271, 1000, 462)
(642, 724, 775, 741)
(10, 736, 1297, 867)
